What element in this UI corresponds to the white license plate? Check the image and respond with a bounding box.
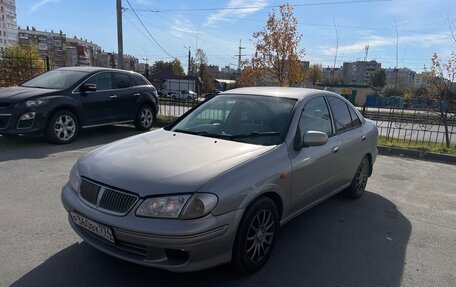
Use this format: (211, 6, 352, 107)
(70, 211, 115, 243)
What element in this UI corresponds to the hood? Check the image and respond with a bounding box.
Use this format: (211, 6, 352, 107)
(77, 129, 275, 197)
(0, 86, 60, 103)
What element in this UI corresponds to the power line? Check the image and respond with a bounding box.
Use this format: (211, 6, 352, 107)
(125, 0, 175, 59)
(127, 0, 393, 12)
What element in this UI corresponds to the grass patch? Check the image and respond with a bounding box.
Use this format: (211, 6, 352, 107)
(156, 114, 174, 123)
(378, 136, 456, 155)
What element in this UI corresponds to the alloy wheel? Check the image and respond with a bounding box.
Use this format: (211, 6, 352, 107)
(54, 115, 76, 141)
(140, 107, 153, 128)
(245, 209, 275, 264)
(356, 160, 369, 193)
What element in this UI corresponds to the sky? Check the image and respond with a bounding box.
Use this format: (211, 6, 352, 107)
(15, 0, 456, 73)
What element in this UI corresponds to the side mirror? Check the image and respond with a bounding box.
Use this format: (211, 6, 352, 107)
(80, 83, 97, 92)
(303, 131, 328, 147)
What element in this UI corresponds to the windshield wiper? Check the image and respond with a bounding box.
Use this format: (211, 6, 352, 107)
(228, 131, 281, 139)
(173, 129, 232, 139)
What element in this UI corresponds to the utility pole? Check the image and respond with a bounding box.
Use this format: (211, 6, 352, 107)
(116, 0, 124, 70)
(235, 39, 246, 73)
(187, 46, 191, 76)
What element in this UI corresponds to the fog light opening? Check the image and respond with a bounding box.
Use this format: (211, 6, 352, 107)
(165, 249, 189, 264)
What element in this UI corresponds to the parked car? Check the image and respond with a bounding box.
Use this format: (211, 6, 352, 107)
(0, 67, 159, 144)
(171, 90, 197, 101)
(62, 87, 378, 273)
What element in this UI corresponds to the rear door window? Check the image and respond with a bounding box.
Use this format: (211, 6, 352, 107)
(113, 73, 132, 89)
(129, 74, 148, 86)
(348, 106, 362, 128)
(327, 97, 353, 133)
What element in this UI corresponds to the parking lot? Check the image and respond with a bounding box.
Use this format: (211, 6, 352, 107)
(1, 126, 456, 287)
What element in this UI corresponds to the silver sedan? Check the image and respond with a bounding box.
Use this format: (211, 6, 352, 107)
(61, 87, 378, 273)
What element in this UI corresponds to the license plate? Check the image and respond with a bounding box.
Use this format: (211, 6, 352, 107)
(70, 211, 115, 243)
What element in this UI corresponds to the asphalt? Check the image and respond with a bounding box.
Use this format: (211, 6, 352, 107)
(1, 127, 455, 287)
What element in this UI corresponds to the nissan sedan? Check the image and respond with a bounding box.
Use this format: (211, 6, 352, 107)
(61, 87, 378, 273)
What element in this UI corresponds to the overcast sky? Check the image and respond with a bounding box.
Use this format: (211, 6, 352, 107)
(16, 0, 456, 72)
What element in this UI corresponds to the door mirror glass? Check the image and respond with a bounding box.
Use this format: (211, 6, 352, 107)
(302, 131, 328, 146)
(80, 83, 97, 92)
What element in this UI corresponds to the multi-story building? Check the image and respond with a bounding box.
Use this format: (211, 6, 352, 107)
(385, 67, 416, 87)
(66, 37, 102, 67)
(342, 60, 381, 85)
(0, 0, 18, 50)
(18, 27, 66, 68)
(322, 66, 343, 84)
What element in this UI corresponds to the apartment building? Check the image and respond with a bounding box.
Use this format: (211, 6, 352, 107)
(342, 60, 381, 85)
(0, 0, 17, 50)
(18, 27, 66, 68)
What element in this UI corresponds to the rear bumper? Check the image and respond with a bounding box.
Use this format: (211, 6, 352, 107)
(61, 184, 244, 272)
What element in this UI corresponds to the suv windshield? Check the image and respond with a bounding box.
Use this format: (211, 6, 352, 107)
(170, 95, 297, 145)
(21, 70, 89, 90)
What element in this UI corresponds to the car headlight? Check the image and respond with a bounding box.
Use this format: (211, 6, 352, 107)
(24, 99, 48, 108)
(69, 164, 81, 193)
(136, 193, 218, 219)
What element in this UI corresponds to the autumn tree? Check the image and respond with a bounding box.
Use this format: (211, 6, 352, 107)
(424, 52, 455, 147)
(0, 44, 44, 87)
(369, 69, 387, 90)
(150, 59, 185, 75)
(240, 3, 305, 87)
(306, 64, 323, 86)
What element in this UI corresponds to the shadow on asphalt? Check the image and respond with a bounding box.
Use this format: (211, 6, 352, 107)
(12, 191, 411, 287)
(0, 125, 152, 162)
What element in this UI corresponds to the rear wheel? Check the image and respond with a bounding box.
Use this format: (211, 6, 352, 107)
(344, 156, 370, 198)
(134, 105, 155, 131)
(45, 110, 79, 144)
(232, 197, 279, 274)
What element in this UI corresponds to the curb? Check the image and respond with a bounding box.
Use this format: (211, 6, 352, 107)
(378, 146, 456, 165)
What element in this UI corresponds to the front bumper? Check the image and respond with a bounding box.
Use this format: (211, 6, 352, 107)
(61, 184, 244, 272)
(0, 106, 47, 135)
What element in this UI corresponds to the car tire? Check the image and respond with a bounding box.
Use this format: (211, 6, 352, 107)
(45, 110, 79, 144)
(344, 156, 370, 198)
(134, 105, 155, 131)
(231, 197, 279, 274)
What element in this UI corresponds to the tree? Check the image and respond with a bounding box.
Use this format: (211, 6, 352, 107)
(150, 59, 185, 75)
(189, 49, 215, 92)
(369, 69, 386, 90)
(239, 3, 305, 86)
(424, 52, 455, 148)
(0, 44, 44, 87)
(306, 64, 323, 86)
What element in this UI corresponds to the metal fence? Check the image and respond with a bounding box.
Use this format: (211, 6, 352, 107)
(360, 105, 456, 148)
(0, 56, 48, 87)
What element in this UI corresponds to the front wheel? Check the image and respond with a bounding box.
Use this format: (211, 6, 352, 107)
(134, 105, 155, 131)
(45, 110, 79, 144)
(344, 156, 370, 198)
(231, 197, 279, 274)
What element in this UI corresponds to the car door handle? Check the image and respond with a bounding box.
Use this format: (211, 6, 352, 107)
(361, 135, 367, 141)
(109, 95, 118, 99)
(133, 93, 140, 96)
(332, 146, 339, 153)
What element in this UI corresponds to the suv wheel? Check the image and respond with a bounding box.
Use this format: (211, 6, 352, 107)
(232, 197, 279, 274)
(45, 110, 79, 144)
(134, 105, 155, 131)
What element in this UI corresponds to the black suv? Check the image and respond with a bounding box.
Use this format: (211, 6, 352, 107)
(0, 67, 159, 144)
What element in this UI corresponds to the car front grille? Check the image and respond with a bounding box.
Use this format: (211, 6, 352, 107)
(0, 115, 11, 129)
(79, 178, 139, 215)
(0, 102, 12, 108)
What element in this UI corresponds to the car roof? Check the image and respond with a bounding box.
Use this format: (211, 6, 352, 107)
(55, 66, 140, 74)
(221, 87, 339, 100)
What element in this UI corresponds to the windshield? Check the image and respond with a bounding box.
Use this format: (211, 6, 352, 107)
(21, 70, 89, 90)
(171, 94, 297, 145)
